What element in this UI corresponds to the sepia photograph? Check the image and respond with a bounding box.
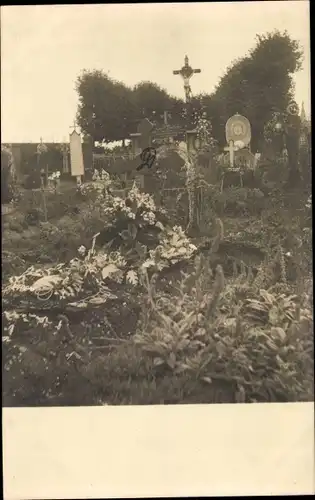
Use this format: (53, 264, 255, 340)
(2, 1, 313, 410)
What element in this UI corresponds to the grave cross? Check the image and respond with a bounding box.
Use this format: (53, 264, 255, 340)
(224, 140, 239, 168)
(173, 55, 201, 103)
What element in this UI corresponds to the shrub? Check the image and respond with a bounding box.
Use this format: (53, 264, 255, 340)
(211, 187, 265, 216)
(133, 256, 313, 403)
(2, 156, 313, 406)
(3, 243, 313, 405)
(25, 207, 43, 225)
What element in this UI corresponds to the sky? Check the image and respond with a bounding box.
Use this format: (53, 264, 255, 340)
(1, 1, 311, 143)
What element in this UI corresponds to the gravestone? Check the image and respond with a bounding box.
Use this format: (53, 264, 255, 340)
(226, 114, 251, 147)
(221, 114, 258, 190)
(69, 129, 84, 185)
(223, 113, 256, 169)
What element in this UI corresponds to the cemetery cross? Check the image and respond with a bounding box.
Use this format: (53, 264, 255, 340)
(173, 55, 201, 103)
(224, 140, 239, 168)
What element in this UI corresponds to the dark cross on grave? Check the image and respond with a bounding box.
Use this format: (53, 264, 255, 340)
(137, 118, 154, 150)
(173, 55, 201, 103)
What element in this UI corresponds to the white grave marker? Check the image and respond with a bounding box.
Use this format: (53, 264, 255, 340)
(69, 129, 84, 185)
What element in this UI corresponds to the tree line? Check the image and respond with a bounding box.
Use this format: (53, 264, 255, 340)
(76, 30, 303, 151)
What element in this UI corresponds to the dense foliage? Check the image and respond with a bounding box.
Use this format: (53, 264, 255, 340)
(2, 149, 313, 405)
(75, 31, 304, 151)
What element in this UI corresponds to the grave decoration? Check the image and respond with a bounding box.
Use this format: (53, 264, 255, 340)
(69, 121, 85, 187)
(47, 171, 61, 193)
(221, 113, 257, 190)
(263, 100, 302, 184)
(192, 111, 218, 153)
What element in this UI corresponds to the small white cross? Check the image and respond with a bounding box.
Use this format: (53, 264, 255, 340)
(224, 140, 238, 168)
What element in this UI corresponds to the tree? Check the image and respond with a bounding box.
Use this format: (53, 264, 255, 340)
(76, 74, 185, 143)
(131, 81, 177, 125)
(76, 70, 136, 144)
(211, 30, 303, 150)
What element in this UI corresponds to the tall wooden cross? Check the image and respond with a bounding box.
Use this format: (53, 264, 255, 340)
(173, 55, 201, 103)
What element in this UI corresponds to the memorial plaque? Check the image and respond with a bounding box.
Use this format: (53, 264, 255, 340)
(225, 113, 251, 147)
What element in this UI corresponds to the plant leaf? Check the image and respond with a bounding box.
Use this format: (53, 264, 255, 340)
(31, 275, 62, 292)
(129, 224, 138, 240)
(155, 221, 164, 231)
(167, 352, 176, 369)
(101, 264, 119, 280)
(126, 270, 138, 285)
(153, 357, 165, 367)
(269, 306, 279, 325)
(120, 230, 130, 240)
(201, 376, 212, 384)
(271, 327, 286, 342)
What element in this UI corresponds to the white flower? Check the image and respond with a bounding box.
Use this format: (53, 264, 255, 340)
(78, 245, 86, 256)
(92, 169, 100, 181)
(142, 210, 156, 225)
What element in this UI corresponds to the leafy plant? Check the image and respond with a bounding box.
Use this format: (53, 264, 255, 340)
(134, 255, 313, 403)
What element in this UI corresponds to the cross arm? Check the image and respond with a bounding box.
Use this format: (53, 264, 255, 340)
(193, 69, 201, 74)
(173, 70, 181, 75)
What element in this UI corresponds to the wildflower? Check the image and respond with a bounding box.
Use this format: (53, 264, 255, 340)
(142, 211, 156, 225)
(78, 245, 86, 256)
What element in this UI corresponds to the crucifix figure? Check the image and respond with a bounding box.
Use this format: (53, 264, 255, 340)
(173, 55, 201, 103)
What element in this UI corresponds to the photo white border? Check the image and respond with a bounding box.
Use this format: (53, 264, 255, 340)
(3, 402, 314, 498)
